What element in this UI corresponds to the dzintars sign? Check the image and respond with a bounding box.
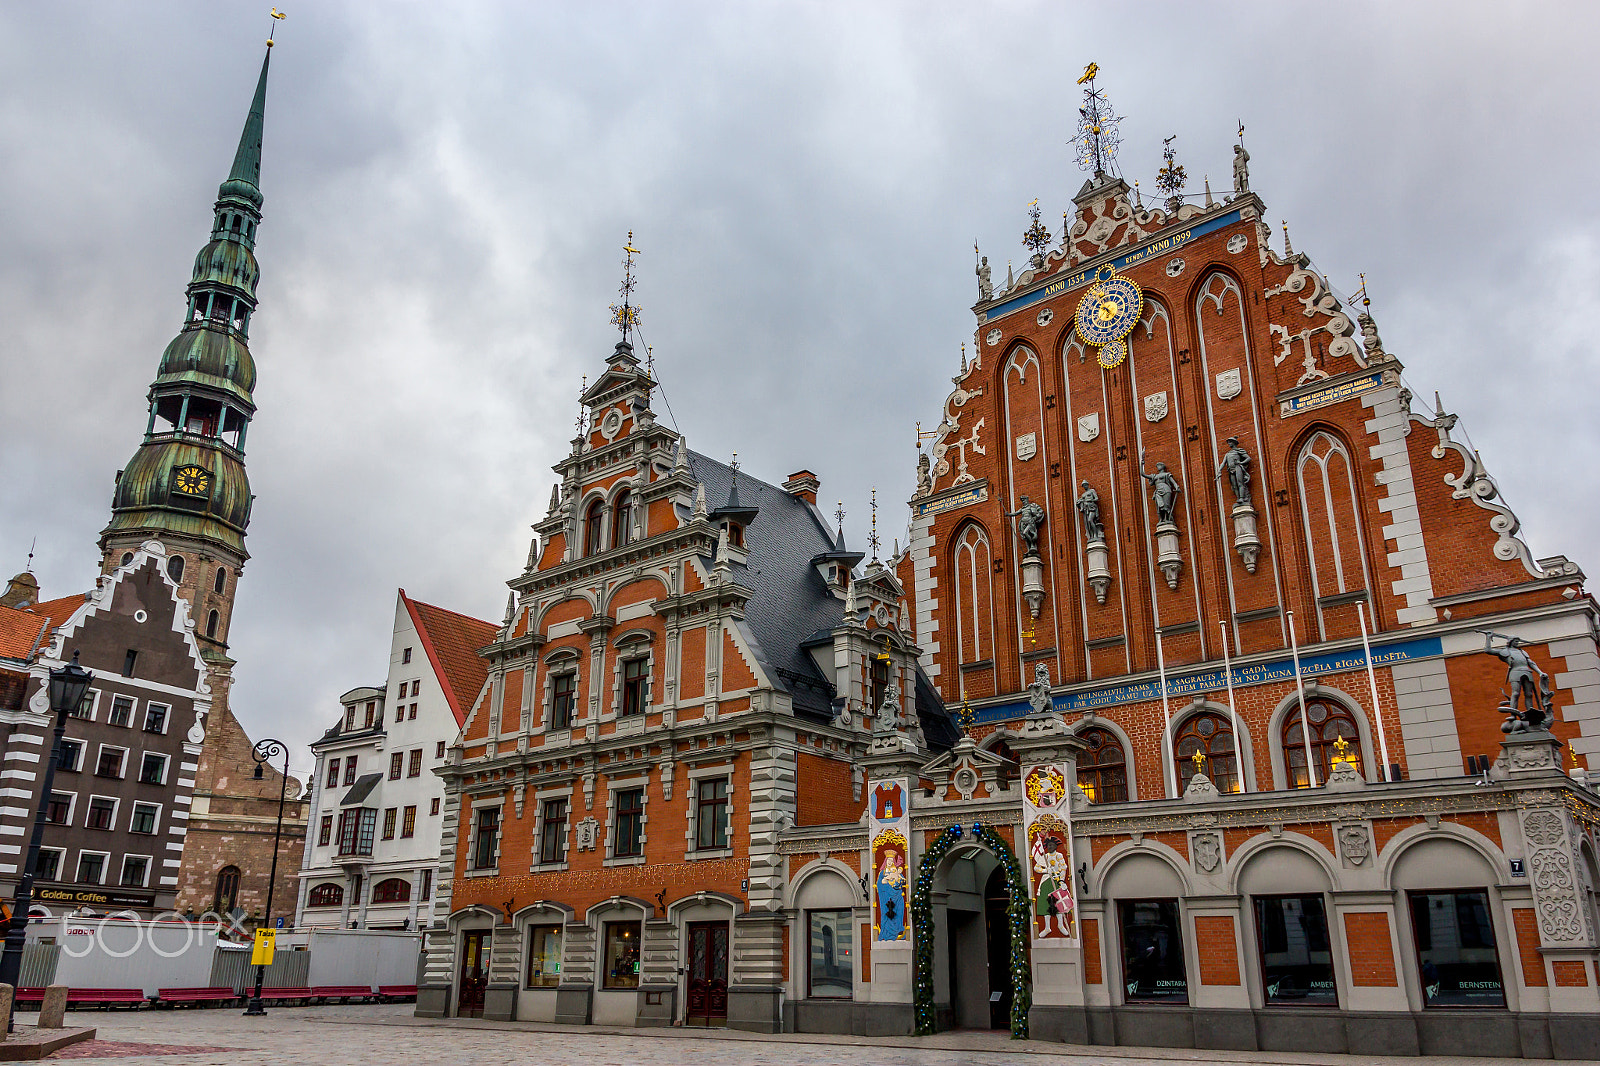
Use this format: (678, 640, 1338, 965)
(35, 884, 156, 909)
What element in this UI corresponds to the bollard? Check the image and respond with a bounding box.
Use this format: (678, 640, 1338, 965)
(0, 983, 12, 1039)
(37, 986, 66, 1029)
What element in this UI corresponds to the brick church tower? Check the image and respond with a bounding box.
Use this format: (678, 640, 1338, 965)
(94, 44, 306, 925)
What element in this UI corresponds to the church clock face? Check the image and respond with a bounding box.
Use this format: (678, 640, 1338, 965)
(171, 464, 212, 498)
(1074, 273, 1143, 348)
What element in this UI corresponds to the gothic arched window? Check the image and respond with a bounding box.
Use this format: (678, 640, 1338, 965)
(1077, 727, 1128, 803)
(214, 865, 241, 914)
(1174, 711, 1242, 794)
(951, 523, 995, 667)
(584, 500, 605, 556)
(1284, 699, 1363, 787)
(612, 490, 633, 550)
(1297, 431, 1372, 639)
(308, 881, 344, 907)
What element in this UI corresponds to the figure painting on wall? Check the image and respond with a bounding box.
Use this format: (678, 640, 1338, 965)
(1031, 827, 1075, 939)
(872, 829, 909, 941)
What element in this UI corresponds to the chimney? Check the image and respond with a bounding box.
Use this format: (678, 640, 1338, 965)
(784, 470, 820, 505)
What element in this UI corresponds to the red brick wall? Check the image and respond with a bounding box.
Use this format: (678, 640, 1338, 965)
(796, 753, 859, 826)
(1194, 914, 1240, 985)
(1513, 908, 1546, 987)
(1082, 917, 1102, 984)
(861, 924, 872, 982)
(1343, 911, 1398, 986)
(1552, 960, 1591, 988)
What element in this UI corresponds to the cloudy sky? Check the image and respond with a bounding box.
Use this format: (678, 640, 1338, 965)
(3, 2, 1596, 774)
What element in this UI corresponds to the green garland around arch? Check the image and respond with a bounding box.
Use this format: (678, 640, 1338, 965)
(910, 822, 1032, 1038)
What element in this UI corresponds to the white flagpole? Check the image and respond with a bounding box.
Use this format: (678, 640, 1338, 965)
(1358, 602, 1392, 782)
(1286, 609, 1317, 787)
(1219, 620, 1246, 793)
(1157, 630, 1175, 798)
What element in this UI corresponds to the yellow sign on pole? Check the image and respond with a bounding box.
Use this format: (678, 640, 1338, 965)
(251, 928, 276, 966)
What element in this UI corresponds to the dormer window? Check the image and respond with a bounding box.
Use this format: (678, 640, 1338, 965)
(724, 522, 744, 549)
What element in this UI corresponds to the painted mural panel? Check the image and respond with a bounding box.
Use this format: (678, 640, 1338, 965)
(1024, 765, 1078, 943)
(869, 778, 910, 942)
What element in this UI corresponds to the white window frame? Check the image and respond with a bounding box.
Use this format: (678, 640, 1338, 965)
(138, 751, 170, 786)
(603, 776, 649, 867)
(94, 744, 128, 779)
(465, 798, 503, 876)
(119, 853, 152, 889)
(36, 846, 67, 882)
(142, 702, 171, 735)
(55, 739, 84, 773)
(84, 794, 121, 832)
(543, 654, 582, 735)
(106, 693, 137, 728)
(608, 637, 654, 724)
(71, 689, 100, 722)
(531, 788, 572, 871)
(74, 850, 111, 885)
(45, 791, 77, 827)
(684, 762, 737, 860)
(128, 801, 162, 836)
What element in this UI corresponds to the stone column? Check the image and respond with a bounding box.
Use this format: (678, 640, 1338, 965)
(483, 923, 521, 1021)
(857, 736, 924, 1035)
(636, 915, 678, 1026)
(554, 922, 595, 1025)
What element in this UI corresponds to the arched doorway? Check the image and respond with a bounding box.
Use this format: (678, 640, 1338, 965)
(913, 824, 1031, 1037)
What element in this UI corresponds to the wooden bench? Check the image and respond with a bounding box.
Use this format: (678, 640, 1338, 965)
(259, 986, 315, 1004)
(311, 985, 374, 1004)
(155, 987, 239, 1008)
(377, 984, 417, 1002)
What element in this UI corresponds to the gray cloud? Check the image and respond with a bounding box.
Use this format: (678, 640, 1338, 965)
(3, 1, 1596, 772)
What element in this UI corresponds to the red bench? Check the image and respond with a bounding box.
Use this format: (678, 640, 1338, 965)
(311, 985, 374, 1003)
(156, 987, 239, 1008)
(377, 984, 417, 1001)
(15, 987, 146, 1009)
(259, 986, 315, 1004)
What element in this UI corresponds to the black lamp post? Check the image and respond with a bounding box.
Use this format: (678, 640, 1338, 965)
(0, 653, 92, 1028)
(243, 737, 290, 1017)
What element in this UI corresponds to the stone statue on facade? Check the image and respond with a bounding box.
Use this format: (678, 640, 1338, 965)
(1484, 632, 1554, 731)
(1215, 437, 1252, 506)
(1027, 662, 1053, 717)
(915, 450, 932, 498)
(1006, 496, 1046, 557)
(1358, 311, 1387, 362)
(1075, 481, 1104, 542)
(1139, 455, 1181, 526)
(1232, 144, 1250, 195)
(876, 681, 904, 734)
(976, 253, 993, 301)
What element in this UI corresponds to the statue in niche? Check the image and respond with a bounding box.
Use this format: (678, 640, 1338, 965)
(976, 252, 993, 301)
(1484, 631, 1553, 730)
(1076, 481, 1104, 542)
(1139, 453, 1181, 525)
(1005, 496, 1046, 557)
(876, 681, 904, 733)
(1027, 662, 1053, 717)
(1232, 144, 1251, 195)
(1215, 436, 1253, 507)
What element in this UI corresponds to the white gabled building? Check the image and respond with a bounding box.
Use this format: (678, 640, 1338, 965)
(294, 590, 494, 930)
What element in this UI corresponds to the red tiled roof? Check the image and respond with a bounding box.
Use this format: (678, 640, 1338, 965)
(0, 593, 87, 662)
(401, 590, 497, 727)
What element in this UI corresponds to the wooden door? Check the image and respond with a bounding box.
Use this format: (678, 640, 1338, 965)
(684, 922, 729, 1026)
(458, 929, 488, 1018)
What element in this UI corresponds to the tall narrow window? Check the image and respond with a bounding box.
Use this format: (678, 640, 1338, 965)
(527, 925, 563, 988)
(473, 808, 500, 869)
(1119, 899, 1188, 1003)
(1284, 701, 1363, 787)
(612, 490, 633, 549)
(808, 910, 854, 1000)
(614, 788, 644, 857)
(345, 757, 358, 785)
(122, 649, 139, 677)
(585, 500, 605, 556)
(621, 659, 647, 716)
(326, 758, 341, 788)
(695, 778, 729, 850)
(318, 814, 333, 846)
(869, 657, 888, 712)
(603, 922, 641, 988)
(206, 610, 219, 638)
(551, 672, 576, 729)
(408, 749, 423, 777)
(167, 555, 184, 582)
(951, 523, 995, 667)
(1297, 431, 1372, 639)
(214, 865, 241, 913)
(401, 805, 416, 838)
(1076, 728, 1128, 803)
(382, 807, 397, 840)
(1174, 712, 1241, 793)
(539, 798, 568, 865)
(213, 566, 227, 594)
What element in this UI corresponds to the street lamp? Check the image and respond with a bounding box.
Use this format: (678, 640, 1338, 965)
(242, 737, 290, 1017)
(0, 653, 93, 1029)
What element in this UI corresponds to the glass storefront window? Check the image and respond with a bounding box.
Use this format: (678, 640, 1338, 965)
(603, 921, 642, 989)
(1408, 890, 1505, 1008)
(1254, 894, 1337, 1006)
(807, 910, 853, 999)
(1119, 899, 1188, 1003)
(527, 924, 563, 988)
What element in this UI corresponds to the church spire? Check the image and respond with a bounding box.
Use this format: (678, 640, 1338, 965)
(222, 48, 271, 206)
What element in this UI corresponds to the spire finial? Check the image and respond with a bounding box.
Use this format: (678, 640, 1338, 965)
(1156, 135, 1187, 213)
(1281, 220, 1294, 256)
(1073, 62, 1122, 180)
(729, 451, 739, 475)
(575, 375, 588, 437)
(833, 500, 846, 540)
(25, 536, 35, 574)
(609, 231, 641, 338)
(867, 488, 881, 562)
(267, 7, 286, 47)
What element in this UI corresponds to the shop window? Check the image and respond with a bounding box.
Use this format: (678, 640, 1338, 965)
(807, 909, 853, 999)
(1119, 899, 1188, 1003)
(1408, 890, 1505, 1007)
(602, 921, 641, 988)
(1173, 712, 1241, 793)
(585, 501, 605, 556)
(539, 798, 567, 865)
(1254, 894, 1336, 1006)
(308, 882, 343, 907)
(1284, 700, 1362, 787)
(614, 788, 644, 858)
(695, 778, 729, 850)
(527, 924, 563, 988)
(550, 672, 576, 729)
(472, 807, 501, 869)
(1077, 728, 1128, 802)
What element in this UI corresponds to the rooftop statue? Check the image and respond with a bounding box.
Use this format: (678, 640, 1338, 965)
(1485, 632, 1554, 731)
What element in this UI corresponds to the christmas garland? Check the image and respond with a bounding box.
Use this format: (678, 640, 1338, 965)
(910, 822, 1031, 1038)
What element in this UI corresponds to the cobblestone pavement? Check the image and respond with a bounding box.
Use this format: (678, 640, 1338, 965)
(23, 1004, 1545, 1066)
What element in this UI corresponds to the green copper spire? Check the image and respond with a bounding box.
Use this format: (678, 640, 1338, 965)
(219, 47, 270, 207)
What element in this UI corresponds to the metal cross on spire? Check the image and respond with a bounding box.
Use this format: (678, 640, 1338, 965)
(1074, 62, 1123, 180)
(834, 501, 846, 544)
(867, 488, 881, 561)
(609, 231, 642, 338)
(575, 375, 588, 437)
